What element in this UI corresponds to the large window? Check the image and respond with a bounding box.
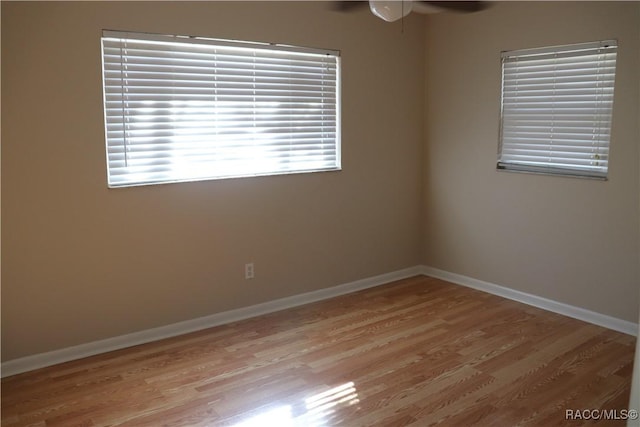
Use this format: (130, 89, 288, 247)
(498, 40, 617, 179)
(101, 31, 341, 188)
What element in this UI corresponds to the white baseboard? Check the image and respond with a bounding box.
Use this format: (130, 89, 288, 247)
(4, 265, 636, 378)
(1, 266, 423, 378)
(421, 266, 639, 337)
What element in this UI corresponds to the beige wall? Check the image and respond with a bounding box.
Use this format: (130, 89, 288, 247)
(629, 19, 640, 417)
(1, 1, 425, 361)
(3, 1, 639, 365)
(423, 2, 640, 322)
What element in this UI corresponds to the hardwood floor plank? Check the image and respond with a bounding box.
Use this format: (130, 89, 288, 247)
(2, 276, 636, 426)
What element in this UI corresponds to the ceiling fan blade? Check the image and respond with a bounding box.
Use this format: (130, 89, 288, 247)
(332, 0, 490, 16)
(331, 1, 369, 12)
(420, 1, 489, 13)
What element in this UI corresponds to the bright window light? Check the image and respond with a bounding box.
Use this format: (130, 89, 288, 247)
(230, 381, 359, 427)
(498, 40, 617, 179)
(101, 30, 341, 188)
(231, 406, 294, 427)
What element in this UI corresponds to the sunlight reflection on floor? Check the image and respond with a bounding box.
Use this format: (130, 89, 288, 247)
(231, 382, 359, 427)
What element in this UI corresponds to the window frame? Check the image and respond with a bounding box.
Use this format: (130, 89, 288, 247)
(497, 40, 617, 180)
(101, 30, 341, 188)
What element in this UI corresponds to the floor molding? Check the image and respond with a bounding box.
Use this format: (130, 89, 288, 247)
(421, 266, 639, 337)
(4, 265, 637, 377)
(1, 266, 422, 378)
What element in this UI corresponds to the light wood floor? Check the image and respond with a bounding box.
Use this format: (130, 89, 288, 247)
(2, 276, 637, 426)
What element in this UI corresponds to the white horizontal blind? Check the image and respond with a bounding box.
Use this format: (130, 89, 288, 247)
(101, 30, 340, 187)
(498, 40, 617, 179)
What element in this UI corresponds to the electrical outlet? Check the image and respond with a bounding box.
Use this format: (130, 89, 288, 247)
(245, 263, 254, 280)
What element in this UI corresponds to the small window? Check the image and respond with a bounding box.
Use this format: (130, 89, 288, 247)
(101, 31, 341, 188)
(498, 40, 617, 179)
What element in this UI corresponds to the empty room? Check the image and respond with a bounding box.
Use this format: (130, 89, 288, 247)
(2, 1, 639, 425)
